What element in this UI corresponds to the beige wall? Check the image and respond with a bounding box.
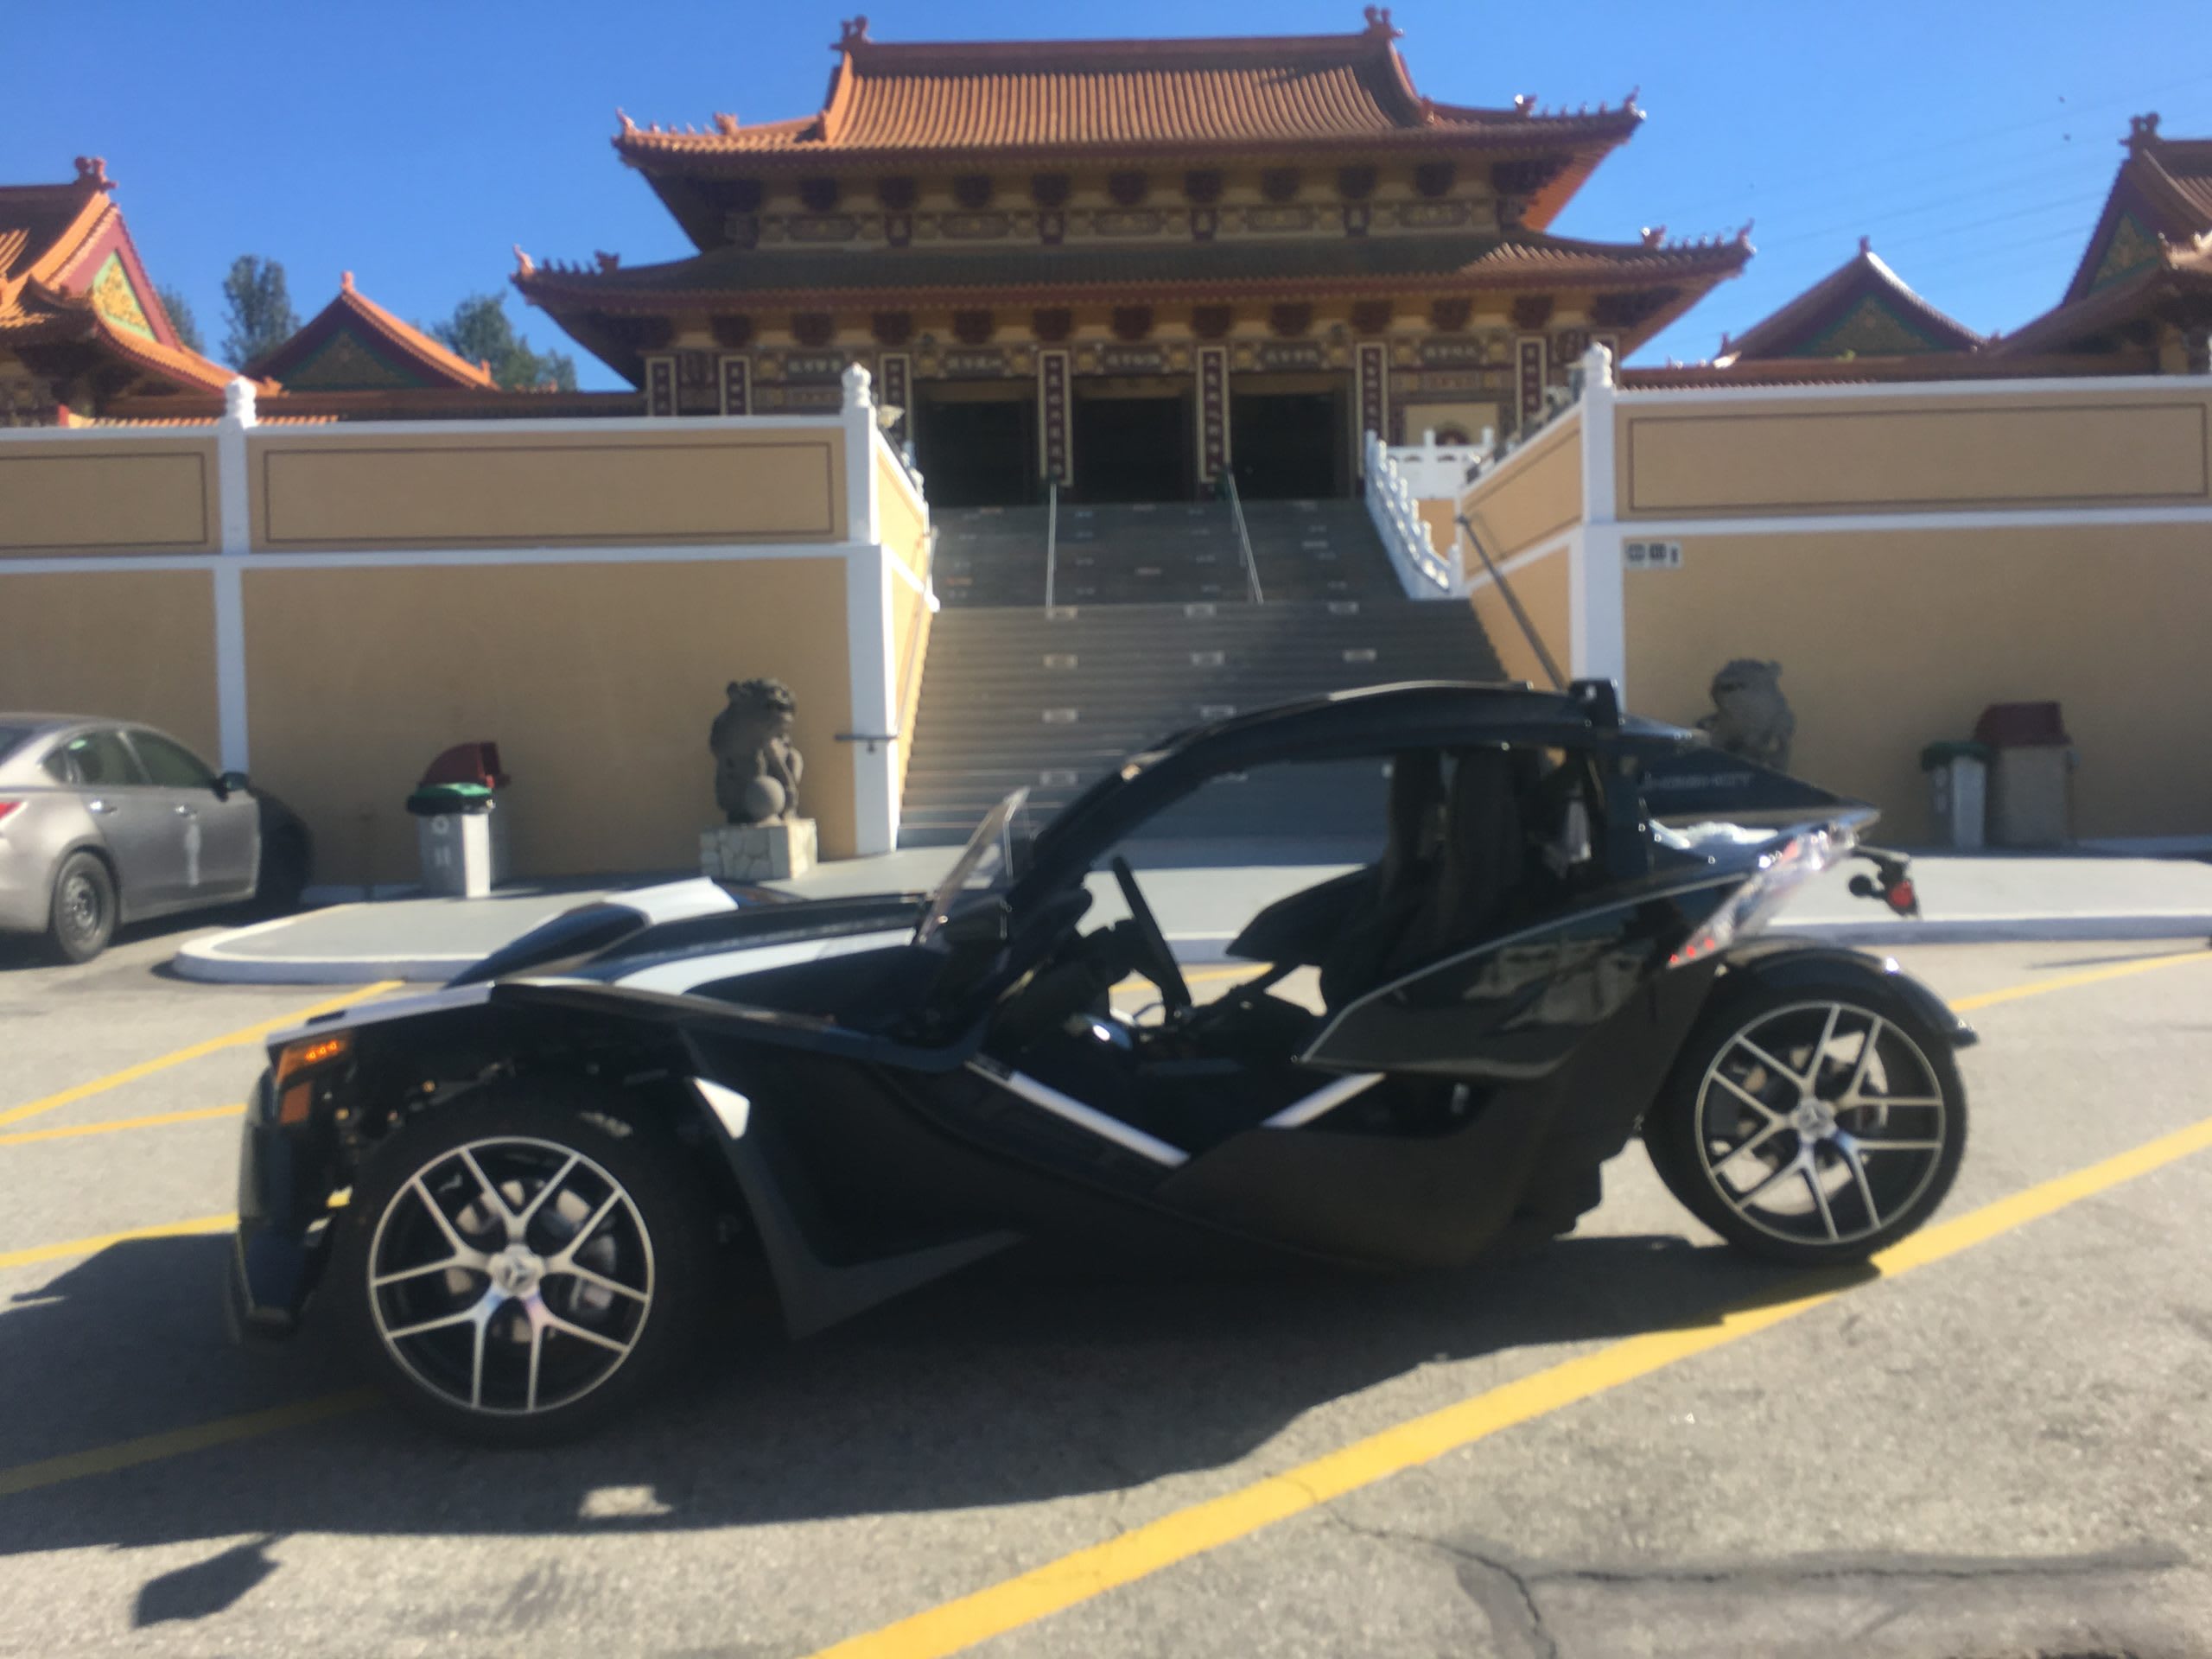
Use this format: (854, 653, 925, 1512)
(0, 570, 221, 755)
(877, 445, 929, 579)
(0, 440, 219, 556)
(890, 573, 932, 806)
(241, 559, 855, 884)
(1471, 546, 1570, 690)
(1415, 499, 1459, 569)
(1457, 413, 1582, 560)
(1618, 387, 2212, 518)
(1624, 521, 2212, 842)
(249, 426, 849, 550)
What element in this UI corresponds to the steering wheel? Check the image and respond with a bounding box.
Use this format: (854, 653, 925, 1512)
(1110, 856, 1192, 1018)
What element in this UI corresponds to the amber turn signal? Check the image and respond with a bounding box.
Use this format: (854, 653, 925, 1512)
(274, 1033, 353, 1090)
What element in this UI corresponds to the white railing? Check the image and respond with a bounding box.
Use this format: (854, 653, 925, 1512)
(1363, 432, 1460, 599)
(1384, 428, 1494, 498)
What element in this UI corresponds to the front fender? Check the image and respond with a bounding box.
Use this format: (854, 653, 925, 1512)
(1718, 938, 1976, 1049)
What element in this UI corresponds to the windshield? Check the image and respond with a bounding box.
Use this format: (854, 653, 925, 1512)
(914, 788, 1033, 943)
(0, 725, 34, 766)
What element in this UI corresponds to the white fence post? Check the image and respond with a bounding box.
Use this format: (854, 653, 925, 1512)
(1571, 344, 1626, 693)
(213, 378, 257, 773)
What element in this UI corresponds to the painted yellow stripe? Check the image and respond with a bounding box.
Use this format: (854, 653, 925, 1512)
(0, 1390, 380, 1499)
(1112, 963, 1271, 996)
(0, 1103, 245, 1148)
(0, 981, 399, 1130)
(0, 1213, 236, 1274)
(1949, 946, 2209, 1013)
(806, 1106, 2212, 1659)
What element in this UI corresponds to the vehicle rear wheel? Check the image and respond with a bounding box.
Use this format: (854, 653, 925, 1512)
(1644, 979, 1967, 1268)
(252, 828, 309, 916)
(330, 1083, 716, 1446)
(45, 851, 116, 964)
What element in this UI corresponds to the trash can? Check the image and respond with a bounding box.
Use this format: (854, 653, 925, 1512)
(1918, 740, 1990, 850)
(406, 743, 511, 897)
(1972, 702, 2075, 849)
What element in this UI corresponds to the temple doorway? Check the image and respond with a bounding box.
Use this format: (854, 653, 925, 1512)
(1230, 387, 1349, 499)
(913, 385, 1038, 507)
(1072, 380, 1192, 502)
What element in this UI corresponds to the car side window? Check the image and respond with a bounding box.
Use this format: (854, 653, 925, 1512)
(54, 730, 147, 787)
(130, 731, 218, 789)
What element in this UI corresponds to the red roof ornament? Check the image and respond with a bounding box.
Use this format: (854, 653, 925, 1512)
(836, 16, 872, 51)
(1361, 6, 1402, 38)
(2126, 111, 2161, 154)
(594, 251, 621, 273)
(1640, 225, 1665, 248)
(1513, 94, 1535, 116)
(715, 112, 740, 136)
(1735, 219, 1754, 246)
(512, 245, 536, 279)
(1858, 234, 1872, 255)
(617, 109, 638, 136)
(340, 269, 356, 291)
(73, 156, 115, 193)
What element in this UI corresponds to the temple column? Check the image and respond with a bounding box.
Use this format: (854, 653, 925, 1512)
(1195, 344, 1230, 486)
(1354, 339, 1389, 478)
(718, 353, 751, 415)
(1038, 347, 1071, 490)
(644, 353, 677, 417)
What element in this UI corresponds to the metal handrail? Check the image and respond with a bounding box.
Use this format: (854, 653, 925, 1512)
(1456, 513, 1565, 691)
(1221, 471, 1264, 604)
(1042, 478, 1059, 612)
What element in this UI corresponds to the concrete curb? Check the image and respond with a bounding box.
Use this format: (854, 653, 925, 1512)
(173, 908, 479, 985)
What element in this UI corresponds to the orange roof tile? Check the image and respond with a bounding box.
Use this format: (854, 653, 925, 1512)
(247, 272, 499, 391)
(614, 21, 1640, 175)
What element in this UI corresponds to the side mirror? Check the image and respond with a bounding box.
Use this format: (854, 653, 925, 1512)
(215, 771, 251, 798)
(938, 898, 1011, 950)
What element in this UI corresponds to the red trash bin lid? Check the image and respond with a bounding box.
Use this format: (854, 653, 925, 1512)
(1972, 702, 2069, 747)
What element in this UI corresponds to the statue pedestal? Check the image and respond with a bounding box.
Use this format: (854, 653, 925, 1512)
(701, 819, 817, 882)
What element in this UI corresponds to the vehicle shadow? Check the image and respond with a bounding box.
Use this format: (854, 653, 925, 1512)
(0, 1227, 1832, 1569)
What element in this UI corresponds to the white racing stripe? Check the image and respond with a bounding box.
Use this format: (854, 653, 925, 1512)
(613, 878, 742, 925)
(1261, 1071, 1386, 1128)
(613, 928, 912, 997)
(963, 1061, 1190, 1167)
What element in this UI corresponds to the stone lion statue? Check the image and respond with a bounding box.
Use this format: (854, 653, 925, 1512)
(1698, 658, 1795, 772)
(709, 677, 804, 825)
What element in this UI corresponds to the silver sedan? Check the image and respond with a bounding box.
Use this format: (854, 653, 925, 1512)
(0, 715, 311, 963)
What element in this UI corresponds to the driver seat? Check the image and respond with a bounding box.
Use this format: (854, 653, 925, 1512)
(1380, 745, 1529, 977)
(1317, 749, 1446, 1007)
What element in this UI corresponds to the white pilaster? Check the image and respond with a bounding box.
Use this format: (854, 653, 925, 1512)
(843, 543, 899, 856)
(842, 362, 880, 546)
(213, 378, 257, 772)
(1571, 344, 1627, 696)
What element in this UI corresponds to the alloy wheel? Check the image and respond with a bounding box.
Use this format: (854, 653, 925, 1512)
(366, 1135, 656, 1416)
(1692, 1001, 1949, 1249)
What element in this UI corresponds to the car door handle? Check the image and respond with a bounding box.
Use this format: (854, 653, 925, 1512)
(86, 798, 115, 815)
(174, 804, 196, 817)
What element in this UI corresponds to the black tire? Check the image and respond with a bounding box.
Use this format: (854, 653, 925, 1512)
(1644, 974, 1967, 1268)
(45, 851, 117, 964)
(328, 1080, 719, 1446)
(252, 828, 310, 916)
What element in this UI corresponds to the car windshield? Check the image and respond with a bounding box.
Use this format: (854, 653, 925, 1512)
(914, 788, 1032, 943)
(0, 724, 33, 765)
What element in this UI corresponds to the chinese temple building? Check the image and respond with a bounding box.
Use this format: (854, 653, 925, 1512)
(245, 272, 499, 393)
(516, 12, 1751, 505)
(0, 159, 236, 425)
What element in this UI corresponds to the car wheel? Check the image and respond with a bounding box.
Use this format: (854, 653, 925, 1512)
(45, 851, 117, 964)
(329, 1083, 717, 1446)
(1643, 978, 1967, 1268)
(252, 829, 310, 915)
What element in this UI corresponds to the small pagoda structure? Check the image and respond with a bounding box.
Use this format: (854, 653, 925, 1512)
(245, 272, 499, 392)
(0, 158, 237, 424)
(515, 12, 1750, 503)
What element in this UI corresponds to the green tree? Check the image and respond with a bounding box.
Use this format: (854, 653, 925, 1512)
(156, 286, 205, 355)
(219, 256, 297, 367)
(430, 294, 576, 391)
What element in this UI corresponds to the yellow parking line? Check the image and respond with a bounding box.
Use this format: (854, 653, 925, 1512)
(0, 1103, 246, 1148)
(807, 1106, 2212, 1659)
(0, 1213, 236, 1274)
(1950, 946, 2209, 1013)
(0, 981, 399, 1130)
(0, 1390, 380, 1499)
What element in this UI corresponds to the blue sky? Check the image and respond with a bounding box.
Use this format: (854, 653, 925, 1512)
(10, 1, 2209, 387)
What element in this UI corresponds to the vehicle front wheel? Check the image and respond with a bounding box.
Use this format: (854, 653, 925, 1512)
(1644, 979, 1967, 1268)
(46, 851, 117, 963)
(329, 1084, 717, 1445)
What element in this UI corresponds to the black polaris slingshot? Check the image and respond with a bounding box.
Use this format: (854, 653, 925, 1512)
(227, 681, 1970, 1442)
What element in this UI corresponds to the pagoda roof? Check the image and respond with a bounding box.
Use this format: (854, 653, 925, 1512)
(0, 160, 239, 399)
(518, 226, 1745, 308)
(614, 16, 1639, 230)
(246, 272, 499, 391)
(1717, 240, 1982, 363)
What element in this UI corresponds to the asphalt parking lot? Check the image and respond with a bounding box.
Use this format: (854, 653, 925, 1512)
(3, 924, 2210, 1658)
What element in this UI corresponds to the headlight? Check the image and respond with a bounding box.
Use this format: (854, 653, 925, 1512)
(1668, 828, 1846, 968)
(272, 1033, 353, 1125)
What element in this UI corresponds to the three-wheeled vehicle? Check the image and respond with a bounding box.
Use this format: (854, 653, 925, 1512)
(227, 681, 1968, 1442)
